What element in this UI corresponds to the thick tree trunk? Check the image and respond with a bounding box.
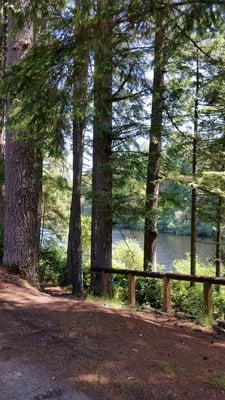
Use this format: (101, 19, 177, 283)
(215, 197, 222, 278)
(0, 2, 6, 229)
(0, 1, 5, 146)
(67, 1, 88, 295)
(190, 54, 199, 279)
(144, 15, 165, 271)
(3, 1, 41, 284)
(91, 0, 113, 295)
(35, 155, 43, 253)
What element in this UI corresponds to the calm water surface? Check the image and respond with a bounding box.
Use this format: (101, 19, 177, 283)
(112, 230, 224, 268)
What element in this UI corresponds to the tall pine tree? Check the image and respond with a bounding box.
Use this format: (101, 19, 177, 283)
(3, 1, 41, 284)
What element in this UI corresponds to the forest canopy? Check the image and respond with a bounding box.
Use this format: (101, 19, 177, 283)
(1, 0, 225, 302)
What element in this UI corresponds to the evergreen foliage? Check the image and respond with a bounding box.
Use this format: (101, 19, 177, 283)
(1, 0, 225, 319)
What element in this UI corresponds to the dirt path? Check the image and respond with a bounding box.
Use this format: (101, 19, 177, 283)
(1, 270, 225, 400)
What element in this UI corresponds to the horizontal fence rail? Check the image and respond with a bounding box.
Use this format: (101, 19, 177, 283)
(92, 267, 225, 318)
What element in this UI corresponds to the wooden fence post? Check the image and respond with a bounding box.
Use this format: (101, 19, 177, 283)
(203, 281, 213, 318)
(101, 271, 108, 296)
(163, 277, 172, 313)
(128, 275, 136, 307)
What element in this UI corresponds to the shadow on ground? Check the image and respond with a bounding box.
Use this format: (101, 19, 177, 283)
(0, 275, 225, 400)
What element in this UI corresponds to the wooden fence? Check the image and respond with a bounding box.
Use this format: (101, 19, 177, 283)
(92, 267, 225, 318)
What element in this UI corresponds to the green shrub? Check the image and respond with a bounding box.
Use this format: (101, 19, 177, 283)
(37, 217, 92, 289)
(38, 243, 68, 286)
(169, 257, 225, 324)
(37, 234, 225, 326)
(136, 277, 162, 308)
(171, 258, 225, 324)
(114, 275, 129, 303)
(113, 274, 162, 308)
(172, 256, 215, 276)
(213, 289, 225, 320)
(81, 216, 91, 263)
(172, 281, 204, 318)
(83, 268, 91, 291)
(112, 254, 225, 325)
(112, 239, 143, 270)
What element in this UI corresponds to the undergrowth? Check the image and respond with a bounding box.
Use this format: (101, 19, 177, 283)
(37, 240, 225, 326)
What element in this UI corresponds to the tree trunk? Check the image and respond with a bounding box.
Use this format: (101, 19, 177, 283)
(190, 53, 199, 279)
(91, 0, 113, 295)
(67, 0, 89, 296)
(3, 1, 41, 285)
(215, 197, 222, 278)
(0, 0, 6, 147)
(144, 14, 165, 271)
(35, 155, 43, 254)
(0, 2, 6, 229)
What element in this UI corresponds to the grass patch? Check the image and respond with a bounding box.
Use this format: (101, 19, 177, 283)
(87, 294, 127, 309)
(209, 376, 225, 391)
(164, 365, 175, 378)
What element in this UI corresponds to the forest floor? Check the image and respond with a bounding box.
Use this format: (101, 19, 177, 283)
(1, 269, 225, 400)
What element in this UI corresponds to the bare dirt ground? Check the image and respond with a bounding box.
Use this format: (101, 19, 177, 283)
(1, 269, 225, 400)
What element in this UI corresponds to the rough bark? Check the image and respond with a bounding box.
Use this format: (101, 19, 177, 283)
(190, 54, 199, 279)
(0, 2, 6, 229)
(143, 14, 165, 271)
(0, 1, 5, 146)
(67, 0, 88, 296)
(3, 1, 41, 285)
(91, 0, 113, 295)
(35, 155, 43, 254)
(215, 197, 222, 278)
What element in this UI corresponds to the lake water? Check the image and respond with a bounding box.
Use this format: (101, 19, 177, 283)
(112, 230, 223, 268)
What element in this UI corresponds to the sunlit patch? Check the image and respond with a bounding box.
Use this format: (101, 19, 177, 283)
(75, 373, 109, 385)
(213, 342, 225, 349)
